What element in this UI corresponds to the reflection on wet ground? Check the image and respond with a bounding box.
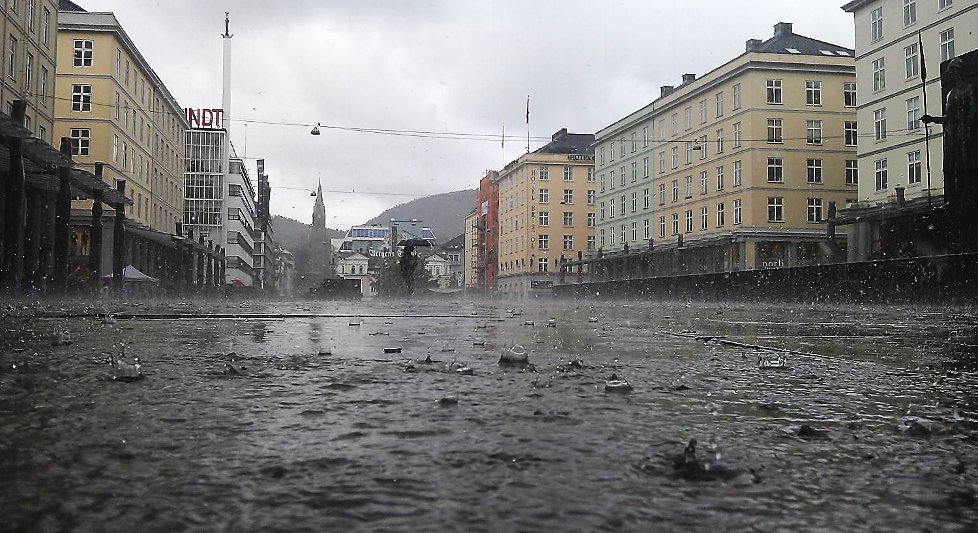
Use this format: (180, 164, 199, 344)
(1, 298, 976, 530)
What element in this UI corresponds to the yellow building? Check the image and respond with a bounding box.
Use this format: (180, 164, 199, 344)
(54, 5, 187, 234)
(496, 128, 595, 297)
(594, 22, 857, 275)
(463, 207, 479, 291)
(1, 0, 58, 141)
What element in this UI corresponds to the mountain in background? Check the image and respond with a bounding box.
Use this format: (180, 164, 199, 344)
(271, 215, 344, 252)
(364, 189, 476, 242)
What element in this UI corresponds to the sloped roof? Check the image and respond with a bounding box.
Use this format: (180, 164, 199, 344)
(751, 24, 853, 57)
(59, 0, 86, 12)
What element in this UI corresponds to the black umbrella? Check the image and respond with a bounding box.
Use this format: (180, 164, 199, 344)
(396, 238, 433, 247)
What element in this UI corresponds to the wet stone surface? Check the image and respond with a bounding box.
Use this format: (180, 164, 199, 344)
(1, 297, 977, 531)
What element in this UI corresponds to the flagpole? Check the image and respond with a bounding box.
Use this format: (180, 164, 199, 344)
(919, 30, 933, 208)
(526, 94, 530, 154)
(501, 122, 505, 162)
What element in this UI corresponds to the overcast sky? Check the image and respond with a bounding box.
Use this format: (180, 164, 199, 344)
(75, 0, 855, 227)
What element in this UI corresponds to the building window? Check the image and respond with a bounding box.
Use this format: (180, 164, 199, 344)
(871, 7, 883, 41)
(73, 39, 93, 67)
(538, 234, 549, 250)
(69, 128, 90, 156)
(908, 150, 922, 184)
(620, 139, 625, 157)
(766, 79, 782, 104)
(587, 235, 595, 251)
(733, 160, 742, 187)
(872, 58, 885, 91)
(905, 43, 919, 79)
(844, 82, 857, 107)
(906, 96, 920, 130)
(671, 180, 679, 202)
(659, 216, 666, 238)
(114, 92, 120, 119)
(806, 80, 822, 106)
(732, 122, 742, 148)
(642, 188, 649, 210)
(538, 165, 549, 180)
(717, 203, 726, 227)
(630, 132, 636, 153)
(671, 146, 678, 169)
(643, 157, 649, 178)
(716, 129, 724, 153)
(587, 167, 595, 182)
(539, 211, 549, 226)
(122, 142, 127, 167)
(806, 120, 822, 145)
(24, 52, 32, 89)
(587, 212, 596, 227)
(619, 195, 625, 216)
(71, 84, 92, 112)
(609, 170, 615, 190)
(659, 152, 665, 174)
(768, 197, 784, 222)
(587, 189, 595, 205)
(538, 258, 548, 272)
(562, 189, 573, 204)
(658, 184, 666, 205)
(631, 161, 637, 182)
(733, 199, 742, 224)
(538, 188, 549, 203)
(671, 113, 678, 135)
(671, 213, 679, 235)
(685, 210, 693, 233)
(732, 83, 742, 110)
(716, 92, 724, 117)
(807, 198, 823, 223)
(767, 158, 784, 183)
(26, 0, 34, 29)
(114, 48, 121, 77)
(609, 199, 615, 218)
(42, 7, 50, 46)
(563, 235, 573, 251)
(684, 107, 692, 130)
(699, 99, 708, 124)
(124, 59, 130, 85)
(620, 225, 626, 245)
(700, 171, 708, 195)
(685, 142, 692, 164)
(643, 219, 650, 240)
(700, 207, 709, 230)
(845, 121, 858, 146)
(846, 159, 859, 185)
(599, 147, 605, 165)
(767, 118, 783, 143)
(684, 176, 693, 199)
(563, 211, 574, 226)
(807, 159, 823, 184)
(940, 28, 955, 61)
(599, 202, 605, 220)
(940, 0, 953, 8)
(8, 35, 17, 79)
(874, 108, 887, 141)
(643, 126, 649, 147)
(903, 0, 916, 26)
(558, 165, 571, 181)
(39, 65, 47, 102)
(630, 222, 637, 242)
(716, 166, 725, 190)
(875, 159, 888, 191)
(630, 192, 637, 212)
(113, 135, 118, 162)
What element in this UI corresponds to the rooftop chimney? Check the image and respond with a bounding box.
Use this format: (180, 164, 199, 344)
(746, 39, 762, 52)
(774, 22, 793, 36)
(681, 73, 696, 84)
(660, 85, 675, 97)
(552, 128, 568, 141)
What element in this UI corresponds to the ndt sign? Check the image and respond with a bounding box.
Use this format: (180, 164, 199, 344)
(185, 108, 224, 129)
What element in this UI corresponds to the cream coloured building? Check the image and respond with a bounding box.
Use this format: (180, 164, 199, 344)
(496, 128, 595, 297)
(55, 5, 186, 234)
(1, 0, 58, 142)
(463, 207, 478, 291)
(594, 22, 857, 275)
(842, 0, 977, 205)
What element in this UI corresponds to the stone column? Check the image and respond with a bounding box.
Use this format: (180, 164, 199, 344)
(2, 101, 28, 288)
(113, 180, 127, 290)
(89, 189, 103, 288)
(53, 138, 72, 292)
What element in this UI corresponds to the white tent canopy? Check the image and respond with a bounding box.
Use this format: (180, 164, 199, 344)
(101, 265, 159, 283)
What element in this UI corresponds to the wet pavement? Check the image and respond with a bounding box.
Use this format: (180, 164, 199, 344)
(1, 297, 977, 531)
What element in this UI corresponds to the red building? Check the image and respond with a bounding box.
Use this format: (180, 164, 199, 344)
(475, 171, 499, 295)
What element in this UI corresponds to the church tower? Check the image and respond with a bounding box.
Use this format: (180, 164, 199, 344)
(309, 181, 332, 278)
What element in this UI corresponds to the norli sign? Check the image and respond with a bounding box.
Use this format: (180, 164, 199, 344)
(185, 108, 224, 129)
